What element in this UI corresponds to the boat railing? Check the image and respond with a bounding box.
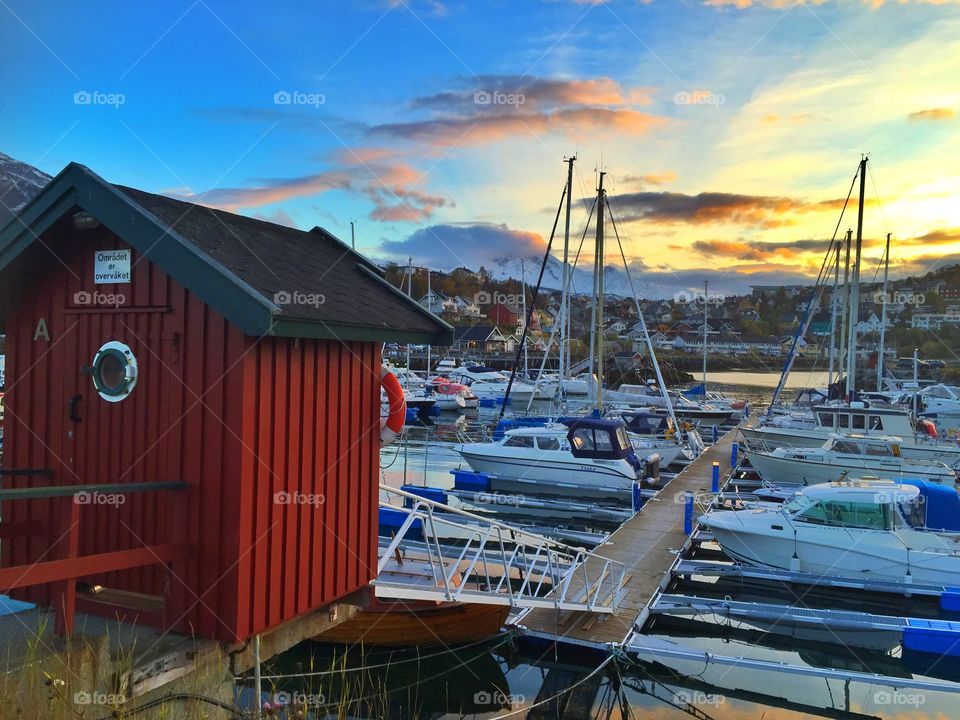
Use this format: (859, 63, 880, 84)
(375, 484, 626, 613)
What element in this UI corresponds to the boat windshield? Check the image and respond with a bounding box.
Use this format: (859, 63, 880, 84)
(897, 497, 927, 528)
(782, 495, 817, 516)
(794, 499, 893, 530)
(830, 439, 862, 454)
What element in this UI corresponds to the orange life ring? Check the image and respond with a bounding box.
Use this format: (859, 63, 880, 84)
(380, 367, 406, 446)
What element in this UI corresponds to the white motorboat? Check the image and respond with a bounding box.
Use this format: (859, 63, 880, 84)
(449, 365, 536, 402)
(402, 389, 436, 412)
(740, 401, 960, 469)
(914, 384, 960, 431)
(428, 378, 477, 410)
(457, 418, 655, 489)
(748, 434, 957, 487)
(700, 479, 960, 586)
(434, 356, 458, 375)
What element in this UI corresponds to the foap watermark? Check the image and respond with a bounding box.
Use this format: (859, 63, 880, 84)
(674, 90, 724, 107)
(873, 690, 926, 708)
(675, 690, 726, 707)
(74, 90, 125, 108)
(74, 690, 126, 706)
(273, 290, 326, 308)
(474, 491, 523, 507)
(273, 90, 325, 107)
(274, 490, 325, 507)
(475, 291, 524, 306)
(473, 691, 525, 707)
(73, 290, 126, 308)
(474, 90, 525, 108)
(872, 290, 925, 307)
(75, 491, 125, 508)
(674, 289, 725, 306)
(272, 690, 326, 708)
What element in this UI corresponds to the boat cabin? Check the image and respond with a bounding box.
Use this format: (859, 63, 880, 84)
(562, 418, 634, 460)
(812, 402, 914, 435)
(781, 482, 920, 531)
(821, 434, 903, 458)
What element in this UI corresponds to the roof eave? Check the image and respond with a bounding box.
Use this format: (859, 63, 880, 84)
(269, 317, 453, 345)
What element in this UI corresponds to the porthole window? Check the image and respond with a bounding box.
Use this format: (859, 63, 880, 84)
(91, 341, 138, 402)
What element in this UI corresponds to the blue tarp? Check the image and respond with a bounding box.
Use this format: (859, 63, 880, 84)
(901, 479, 960, 532)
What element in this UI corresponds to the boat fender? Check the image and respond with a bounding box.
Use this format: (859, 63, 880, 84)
(380, 366, 406, 446)
(918, 418, 939, 439)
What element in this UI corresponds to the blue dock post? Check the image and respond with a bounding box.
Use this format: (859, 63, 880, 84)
(731, 441, 739, 468)
(712, 424, 718, 444)
(632, 480, 644, 513)
(683, 492, 694, 534)
(744, 402, 750, 418)
(712, 461, 720, 492)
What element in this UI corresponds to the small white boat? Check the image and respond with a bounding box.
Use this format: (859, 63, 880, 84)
(740, 401, 960, 469)
(434, 356, 458, 375)
(449, 366, 536, 402)
(748, 434, 958, 487)
(428, 378, 477, 410)
(458, 418, 652, 489)
(700, 479, 960, 586)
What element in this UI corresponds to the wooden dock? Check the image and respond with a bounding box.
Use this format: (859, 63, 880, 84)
(517, 427, 738, 647)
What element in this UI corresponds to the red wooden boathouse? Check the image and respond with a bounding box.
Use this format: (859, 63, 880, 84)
(0, 163, 451, 642)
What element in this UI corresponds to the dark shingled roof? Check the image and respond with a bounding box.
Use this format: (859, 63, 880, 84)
(0, 163, 452, 344)
(453, 325, 503, 343)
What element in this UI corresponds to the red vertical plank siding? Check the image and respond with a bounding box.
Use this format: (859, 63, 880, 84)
(2, 220, 383, 642)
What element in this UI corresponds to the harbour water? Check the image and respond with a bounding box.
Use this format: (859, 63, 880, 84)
(248, 372, 960, 719)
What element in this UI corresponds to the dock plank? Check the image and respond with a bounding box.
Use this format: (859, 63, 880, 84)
(517, 428, 738, 645)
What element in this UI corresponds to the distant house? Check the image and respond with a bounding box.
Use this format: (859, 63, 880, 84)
(453, 325, 513, 353)
(419, 290, 448, 314)
(855, 312, 891, 335)
(810, 312, 832, 337)
(606, 319, 629, 335)
(487, 302, 521, 329)
(454, 295, 483, 318)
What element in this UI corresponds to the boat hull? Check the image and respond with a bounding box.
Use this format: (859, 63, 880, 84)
(740, 425, 960, 469)
(748, 450, 956, 486)
(704, 511, 960, 585)
(315, 600, 509, 647)
(458, 448, 635, 488)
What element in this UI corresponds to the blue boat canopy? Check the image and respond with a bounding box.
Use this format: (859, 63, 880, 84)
(901, 479, 960, 532)
(563, 418, 633, 460)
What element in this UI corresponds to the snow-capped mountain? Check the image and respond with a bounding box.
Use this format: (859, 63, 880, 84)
(486, 254, 670, 299)
(0, 152, 52, 228)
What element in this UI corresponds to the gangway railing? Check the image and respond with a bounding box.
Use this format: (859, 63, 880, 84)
(375, 484, 626, 613)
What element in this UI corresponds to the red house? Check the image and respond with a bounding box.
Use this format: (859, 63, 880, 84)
(486, 302, 520, 327)
(0, 163, 450, 642)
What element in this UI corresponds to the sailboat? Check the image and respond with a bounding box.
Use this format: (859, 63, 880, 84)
(743, 157, 960, 468)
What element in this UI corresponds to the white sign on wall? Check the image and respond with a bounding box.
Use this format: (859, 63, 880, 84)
(94, 249, 131, 284)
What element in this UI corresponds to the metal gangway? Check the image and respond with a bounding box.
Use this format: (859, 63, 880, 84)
(374, 485, 627, 613)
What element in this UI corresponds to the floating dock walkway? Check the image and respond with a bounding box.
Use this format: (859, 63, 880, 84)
(517, 428, 739, 647)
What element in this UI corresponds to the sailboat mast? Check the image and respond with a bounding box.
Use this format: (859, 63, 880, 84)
(561, 157, 575, 383)
(426, 265, 432, 375)
(876, 232, 891, 391)
(594, 171, 606, 410)
(405, 257, 413, 390)
(838, 229, 852, 389)
(702, 280, 708, 390)
(828, 240, 840, 384)
(521, 258, 529, 376)
(845, 157, 868, 400)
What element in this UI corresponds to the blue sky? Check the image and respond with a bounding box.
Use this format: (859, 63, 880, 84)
(2, 0, 959, 295)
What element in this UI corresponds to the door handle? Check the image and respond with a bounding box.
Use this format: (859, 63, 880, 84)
(69, 394, 82, 423)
